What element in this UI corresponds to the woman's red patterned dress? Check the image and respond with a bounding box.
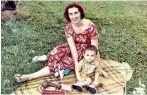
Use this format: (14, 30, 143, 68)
(47, 22, 99, 74)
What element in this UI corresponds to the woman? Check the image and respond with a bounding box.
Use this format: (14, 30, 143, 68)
(14, 2, 109, 83)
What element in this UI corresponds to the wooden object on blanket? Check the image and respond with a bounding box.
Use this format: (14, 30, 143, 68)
(38, 81, 72, 95)
(41, 90, 65, 95)
(38, 80, 72, 92)
(11, 59, 134, 95)
(39, 82, 65, 95)
(41, 80, 62, 89)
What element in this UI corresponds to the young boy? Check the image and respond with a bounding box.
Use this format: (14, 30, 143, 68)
(72, 45, 103, 94)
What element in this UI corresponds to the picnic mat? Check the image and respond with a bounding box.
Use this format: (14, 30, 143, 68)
(11, 59, 134, 95)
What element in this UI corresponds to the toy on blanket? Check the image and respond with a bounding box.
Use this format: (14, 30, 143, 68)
(38, 80, 72, 94)
(54, 64, 71, 79)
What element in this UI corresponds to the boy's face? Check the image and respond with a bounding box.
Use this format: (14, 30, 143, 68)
(84, 50, 97, 63)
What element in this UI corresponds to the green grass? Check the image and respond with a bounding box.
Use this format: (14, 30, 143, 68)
(1, 1, 147, 94)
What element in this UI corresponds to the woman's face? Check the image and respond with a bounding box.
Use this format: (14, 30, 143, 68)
(68, 7, 81, 24)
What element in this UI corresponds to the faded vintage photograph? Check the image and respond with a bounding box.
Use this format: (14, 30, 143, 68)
(1, 1, 147, 95)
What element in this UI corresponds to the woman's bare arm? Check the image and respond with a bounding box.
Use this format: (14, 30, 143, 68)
(66, 36, 79, 66)
(75, 61, 83, 80)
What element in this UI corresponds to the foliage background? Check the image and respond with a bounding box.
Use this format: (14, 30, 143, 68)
(1, 1, 147, 94)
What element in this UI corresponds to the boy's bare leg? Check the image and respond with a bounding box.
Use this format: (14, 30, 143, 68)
(76, 77, 92, 86)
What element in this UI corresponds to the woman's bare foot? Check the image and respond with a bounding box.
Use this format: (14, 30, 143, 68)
(32, 55, 47, 63)
(14, 74, 29, 83)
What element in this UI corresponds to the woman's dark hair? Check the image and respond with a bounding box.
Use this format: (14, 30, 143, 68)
(64, 2, 85, 22)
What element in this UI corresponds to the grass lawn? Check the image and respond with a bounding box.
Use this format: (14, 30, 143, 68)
(1, 1, 147, 94)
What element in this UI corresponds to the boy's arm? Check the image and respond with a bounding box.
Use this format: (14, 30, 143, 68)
(94, 69, 100, 82)
(92, 66, 100, 86)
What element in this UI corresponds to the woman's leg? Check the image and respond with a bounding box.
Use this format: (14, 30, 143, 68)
(15, 66, 50, 82)
(32, 55, 48, 62)
(28, 66, 50, 80)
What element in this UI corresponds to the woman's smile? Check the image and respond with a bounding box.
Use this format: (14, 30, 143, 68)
(68, 7, 81, 24)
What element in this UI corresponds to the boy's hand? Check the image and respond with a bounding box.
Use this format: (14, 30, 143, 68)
(101, 70, 109, 78)
(92, 81, 99, 87)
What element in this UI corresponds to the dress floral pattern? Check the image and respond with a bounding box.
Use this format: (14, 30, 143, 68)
(47, 22, 99, 74)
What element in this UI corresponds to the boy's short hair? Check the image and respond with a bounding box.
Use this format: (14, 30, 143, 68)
(85, 45, 98, 55)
